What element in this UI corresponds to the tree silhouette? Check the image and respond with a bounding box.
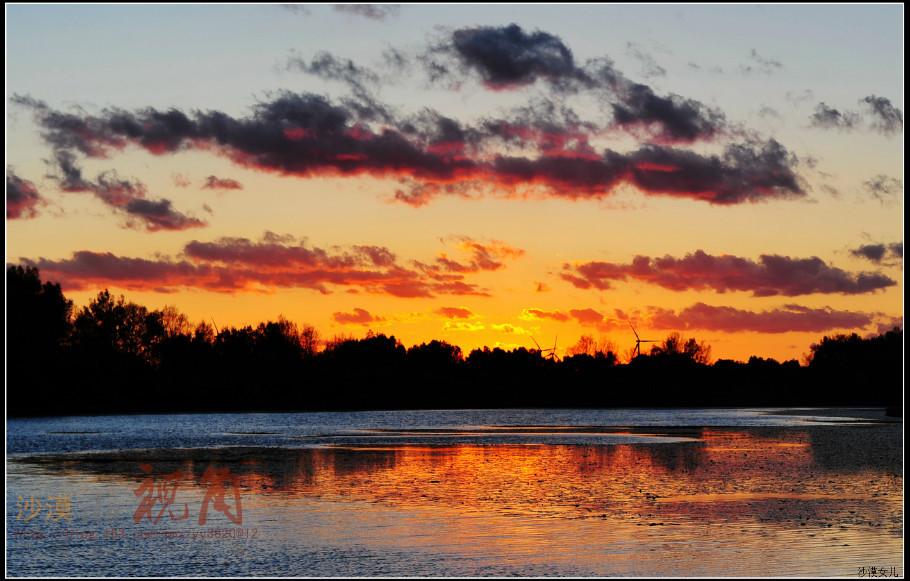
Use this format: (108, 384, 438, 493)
(649, 332, 713, 365)
(72, 290, 165, 360)
(408, 340, 463, 367)
(566, 334, 619, 360)
(5, 266, 902, 416)
(317, 332, 408, 408)
(7, 265, 73, 354)
(6, 266, 74, 415)
(805, 327, 902, 405)
(65, 290, 168, 412)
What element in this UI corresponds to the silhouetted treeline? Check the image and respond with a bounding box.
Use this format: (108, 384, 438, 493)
(6, 266, 904, 417)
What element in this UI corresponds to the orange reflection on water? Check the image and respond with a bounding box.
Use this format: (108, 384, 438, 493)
(12, 427, 902, 533)
(8, 425, 902, 577)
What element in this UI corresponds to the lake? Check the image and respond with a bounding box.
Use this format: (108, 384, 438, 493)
(5, 408, 903, 577)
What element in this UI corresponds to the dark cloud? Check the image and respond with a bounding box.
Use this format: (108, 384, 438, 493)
(861, 95, 903, 135)
(14, 92, 803, 207)
(850, 242, 903, 264)
(432, 136, 802, 203)
(562, 249, 896, 296)
(649, 302, 873, 334)
(863, 174, 902, 204)
(809, 102, 860, 130)
(10, 97, 204, 231)
(333, 4, 400, 21)
(609, 87, 727, 143)
(622, 139, 803, 204)
(477, 99, 598, 160)
(10, 94, 127, 156)
(123, 198, 206, 232)
(7, 170, 46, 219)
(287, 51, 383, 103)
(431, 23, 579, 90)
(850, 243, 886, 263)
(578, 56, 728, 143)
(490, 150, 623, 196)
(201, 176, 244, 190)
(398, 109, 483, 155)
(43, 150, 205, 232)
(809, 95, 902, 135)
(23, 232, 501, 297)
(18, 91, 464, 184)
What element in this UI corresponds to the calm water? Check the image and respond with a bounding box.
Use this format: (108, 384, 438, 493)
(6, 408, 903, 577)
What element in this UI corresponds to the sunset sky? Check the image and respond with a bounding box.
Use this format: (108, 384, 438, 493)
(6, 4, 904, 363)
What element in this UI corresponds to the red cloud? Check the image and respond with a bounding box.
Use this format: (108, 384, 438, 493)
(7, 171, 46, 219)
(333, 308, 383, 325)
(647, 302, 875, 334)
(21, 233, 506, 298)
(435, 307, 475, 319)
(414, 236, 525, 280)
(520, 302, 879, 336)
(569, 308, 604, 324)
(563, 249, 896, 296)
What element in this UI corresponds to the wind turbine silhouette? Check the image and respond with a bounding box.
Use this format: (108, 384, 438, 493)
(532, 336, 561, 362)
(628, 322, 657, 358)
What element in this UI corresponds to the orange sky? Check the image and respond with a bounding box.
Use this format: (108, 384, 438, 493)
(6, 5, 904, 363)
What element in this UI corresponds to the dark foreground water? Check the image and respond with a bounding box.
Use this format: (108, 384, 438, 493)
(6, 408, 903, 577)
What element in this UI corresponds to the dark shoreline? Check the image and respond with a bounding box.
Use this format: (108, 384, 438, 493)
(8, 403, 904, 420)
(7, 403, 904, 420)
